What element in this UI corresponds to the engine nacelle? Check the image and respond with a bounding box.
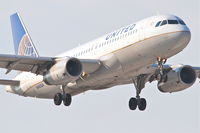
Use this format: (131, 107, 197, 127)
(44, 57, 82, 85)
(157, 65, 196, 93)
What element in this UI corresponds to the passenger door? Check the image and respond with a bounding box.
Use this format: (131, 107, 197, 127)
(139, 25, 145, 41)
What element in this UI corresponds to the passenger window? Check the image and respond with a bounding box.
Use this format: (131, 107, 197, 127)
(168, 20, 178, 24)
(155, 21, 161, 27)
(160, 20, 167, 26)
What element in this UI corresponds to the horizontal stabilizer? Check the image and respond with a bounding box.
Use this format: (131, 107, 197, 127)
(0, 79, 20, 86)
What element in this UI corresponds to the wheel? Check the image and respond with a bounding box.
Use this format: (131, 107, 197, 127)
(63, 93, 72, 106)
(129, 97, 137, 110)
(54, 93, 62, 106)
(138, 98, 147, 111)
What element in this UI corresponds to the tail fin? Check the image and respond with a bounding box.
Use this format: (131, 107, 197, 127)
(10, 13, 39, 57)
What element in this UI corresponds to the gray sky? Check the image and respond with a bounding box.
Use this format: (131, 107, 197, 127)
(0, 0, 199, 133)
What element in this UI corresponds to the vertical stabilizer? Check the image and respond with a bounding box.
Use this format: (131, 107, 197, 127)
(10, 13, 39, 57)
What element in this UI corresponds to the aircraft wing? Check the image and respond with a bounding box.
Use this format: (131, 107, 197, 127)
(0, 54, 101, 75)
(149, 64, 200, 79)
(0, 54, 54, 75)
(192, 66, 200, 78)
(79, 59, 101, 73)
(134, 64, 200, 90)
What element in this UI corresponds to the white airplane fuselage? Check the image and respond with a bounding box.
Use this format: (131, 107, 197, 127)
(6, 14, 191, 99)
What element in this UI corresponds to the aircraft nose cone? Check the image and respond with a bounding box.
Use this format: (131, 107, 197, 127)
(183, 30, 191, 45)
(187, 30, 191, 41)
(171, 30, 191, 51)
(181, 24, 191, 44)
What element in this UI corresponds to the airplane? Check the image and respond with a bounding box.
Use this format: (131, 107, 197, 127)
(0, 12, 199, 111)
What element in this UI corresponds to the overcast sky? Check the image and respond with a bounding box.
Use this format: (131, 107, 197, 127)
(0, 0, 199, 133)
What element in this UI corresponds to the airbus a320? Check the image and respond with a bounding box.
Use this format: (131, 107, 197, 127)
(0, 13, 199, 111)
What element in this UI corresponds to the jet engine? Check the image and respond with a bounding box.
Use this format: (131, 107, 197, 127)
(157, 65, 196, 93)
(44, 57, 82, 85)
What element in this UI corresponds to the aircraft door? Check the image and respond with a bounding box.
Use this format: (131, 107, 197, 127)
(138, 21, 148, 41)
(139, 26, 145, 40)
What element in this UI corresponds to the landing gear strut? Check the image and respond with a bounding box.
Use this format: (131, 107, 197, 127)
(129, 75, 147, 111)
(157, 57, 167, 82)
(54, 85, 72, 106)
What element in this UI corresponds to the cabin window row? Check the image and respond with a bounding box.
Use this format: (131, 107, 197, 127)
(74, 29, 138, 57)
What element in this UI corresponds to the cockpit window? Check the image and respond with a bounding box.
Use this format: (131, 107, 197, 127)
(160, 20, 167, 26)
(178, 20, 186, 25)
(176, 17, 186, 25)
(155, 21, 161, 27)
(155, 18, 186, 28)
(168, 20, 178, 24)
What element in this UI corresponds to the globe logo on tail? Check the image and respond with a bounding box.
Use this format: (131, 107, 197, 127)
(18, 34, 37, 57)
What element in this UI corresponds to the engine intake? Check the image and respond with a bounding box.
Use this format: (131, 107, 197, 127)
(180, 67, 196, 84)
(44, 57, 82, 85)
(158, 65, 196, 93)
(66, 58, 82, 77)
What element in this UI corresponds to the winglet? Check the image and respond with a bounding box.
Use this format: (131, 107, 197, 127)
(10, 13, 39, 57)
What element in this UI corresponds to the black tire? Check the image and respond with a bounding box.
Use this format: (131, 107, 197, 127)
(138, 98, 147, 111)
(54, 93, 62, 106)
(129, 97, 137, 110)
(63, 93, 72, 106)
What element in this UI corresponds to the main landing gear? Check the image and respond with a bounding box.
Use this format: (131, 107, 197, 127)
(129, 75, 147, 111)
(54, 85, 72, 106)
(128, 57, 167, 111)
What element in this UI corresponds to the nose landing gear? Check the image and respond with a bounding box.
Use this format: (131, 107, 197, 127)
(157, 57, 167, 82)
